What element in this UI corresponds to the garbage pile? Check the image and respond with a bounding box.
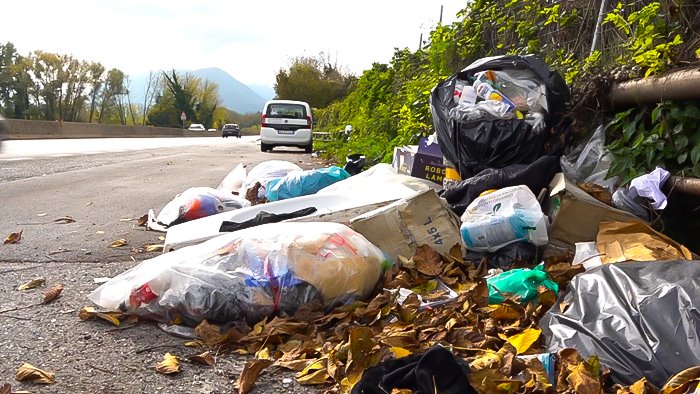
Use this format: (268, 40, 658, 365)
(85, 55, 700, 393)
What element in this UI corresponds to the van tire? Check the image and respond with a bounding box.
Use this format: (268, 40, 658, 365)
(304, 142, 313, 153)
(261, 143, 270, 152)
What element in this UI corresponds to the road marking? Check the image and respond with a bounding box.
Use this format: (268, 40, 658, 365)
(47, 153, 74, 157)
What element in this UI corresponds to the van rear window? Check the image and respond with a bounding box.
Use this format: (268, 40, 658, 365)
(266, 104, 307, 119)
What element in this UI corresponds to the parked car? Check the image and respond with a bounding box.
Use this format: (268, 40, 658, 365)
(222, 123, 241, 138)
(259, 100, 313, 153)
(188, 123, 206, 132)
(208, 128, 217, 132)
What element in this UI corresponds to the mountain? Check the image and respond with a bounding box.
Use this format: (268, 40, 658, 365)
(249, 84, 276, 100)
(191, 67, 267, 114)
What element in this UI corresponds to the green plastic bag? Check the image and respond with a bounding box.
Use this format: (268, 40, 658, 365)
(486, 264, 558, 304)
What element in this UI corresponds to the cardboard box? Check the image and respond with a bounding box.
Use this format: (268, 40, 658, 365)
(545, 173, 643, 255)
(410, 138, 445, 185)
(392, 145, 416, 175)
(350, 189, 463, 261)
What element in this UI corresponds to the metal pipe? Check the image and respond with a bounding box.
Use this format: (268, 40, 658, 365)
(610, 67, 700, 107)
(665, 176, 700, 197)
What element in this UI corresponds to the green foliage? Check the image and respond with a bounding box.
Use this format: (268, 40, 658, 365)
(606, 100, 700, 184)
(148, 70, 221, 129)
(603, 2, 683, 77)
(275, 55, 355, 108)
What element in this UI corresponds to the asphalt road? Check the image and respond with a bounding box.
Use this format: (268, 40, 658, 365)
(0, 137, 324, 393)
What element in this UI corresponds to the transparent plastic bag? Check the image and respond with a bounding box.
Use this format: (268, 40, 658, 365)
(245, 160, 302, 200)
(265, 166, 351, 202)
(460, 185, 548, 252)
(560, 126, 618, 194)
(89, 222, 388, 325)
(155, 187, 250, 228)
(474, 69, 548, 112)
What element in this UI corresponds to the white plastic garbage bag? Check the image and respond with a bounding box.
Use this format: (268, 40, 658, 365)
(246, 160, 302, 200)
(217, 163, 247, 196)
(90, 222, 388, 325)
(150, 187, 250, 230)
(460, 185, 548, 252)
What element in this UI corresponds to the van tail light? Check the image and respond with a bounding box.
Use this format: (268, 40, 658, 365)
(261, 114, 268, 127)
(306, 116, 312, 129)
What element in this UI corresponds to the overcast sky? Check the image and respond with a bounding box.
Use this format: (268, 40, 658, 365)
(1, 0, 466, 86)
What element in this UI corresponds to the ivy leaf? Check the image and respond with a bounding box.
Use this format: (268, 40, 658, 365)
(677, 153, 688, 164)
(683, 105, 700, 120)
(674, 135, 689, 150)
(691, 145, 700, 166)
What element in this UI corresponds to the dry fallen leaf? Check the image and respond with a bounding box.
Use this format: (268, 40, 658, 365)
(4, 230, 23, 245)
(155, 353, 180, 375)
(413, 245, 443, 276)
(235, 359, 272, 394)
(109, 239, 129, 248)
(42, 284, 64, 304)
(566, 362, 601, 394)
(15, 363, 56, 384)
(78, 306, 121, 326)
(136, 214, 148, 227)
(0, 383, 9, 394)
(53, 216, 75, 224)
(660, 366, 700, 394)
(144, 244, 164, 253)
(187, 351, 216, 367)
(17, 278, 46, 291)
(500, 328, 541, 355)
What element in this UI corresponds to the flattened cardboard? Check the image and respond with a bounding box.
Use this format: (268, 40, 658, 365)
(350, 189, 463, 261)
(545, 173, 642, 254)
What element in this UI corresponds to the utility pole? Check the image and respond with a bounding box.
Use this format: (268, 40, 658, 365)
(439, 5, 443, 25)
(419, 33, 423, 51)
(591, 0, 609, 56)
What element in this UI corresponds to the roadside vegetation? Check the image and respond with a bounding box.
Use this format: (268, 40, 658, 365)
(274, 0, 699, 182)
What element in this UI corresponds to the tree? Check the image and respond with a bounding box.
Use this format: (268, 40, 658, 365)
(97, 68, 125, 124)
(141, 71, 160, 125)
(274, 54, 354, 108)
(87, 62, 105, 123)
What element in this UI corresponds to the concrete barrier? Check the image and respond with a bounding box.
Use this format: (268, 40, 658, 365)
(4, 119, 224, 140)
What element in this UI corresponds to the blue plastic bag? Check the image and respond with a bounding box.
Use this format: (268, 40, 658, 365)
(265, 166, 351, 201)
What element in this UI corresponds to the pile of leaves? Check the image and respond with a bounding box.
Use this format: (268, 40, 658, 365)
(189, 245, 603, 393)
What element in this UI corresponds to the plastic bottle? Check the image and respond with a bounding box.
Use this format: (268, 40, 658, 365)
(473, 80, 517, 113)
(459, 85, 477, 106)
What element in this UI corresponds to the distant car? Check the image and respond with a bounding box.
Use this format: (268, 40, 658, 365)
(188, 123, 206, 132)
(259, 100, 313, 153)
(208, 128, 216, 132)
(222, 123, 241, 138)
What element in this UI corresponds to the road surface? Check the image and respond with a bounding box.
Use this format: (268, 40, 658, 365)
(0, 137, 323, 393)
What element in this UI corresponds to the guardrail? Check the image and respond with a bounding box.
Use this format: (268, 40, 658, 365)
(313, 132, 332, 142)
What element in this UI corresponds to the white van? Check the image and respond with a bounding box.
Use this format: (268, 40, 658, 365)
(259, 100, 313, 153)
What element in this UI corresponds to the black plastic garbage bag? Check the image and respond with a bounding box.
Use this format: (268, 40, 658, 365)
(431, 55, 569, 178)
(345, 153, 367, 176)
(540, 261, 700, 388)
(465, 242, 539, 270)
(443, 155, 560, 216)
(351, 346, 477, 394)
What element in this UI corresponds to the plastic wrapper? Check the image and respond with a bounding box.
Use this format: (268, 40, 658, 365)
(540, 261, 700, 388)
(474, 69, 548, 112)
(443, 155, 560, 216)
(154, 187, 250, 228)
(89, 222, 388, 325)
(460, 186, 548, 252)
(265, 166, 351, 202)
(431, 55, 570, 178)
(560, 126, 618, 195)
(246, 160, 302, 200)
(486, 264, 558, 304)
